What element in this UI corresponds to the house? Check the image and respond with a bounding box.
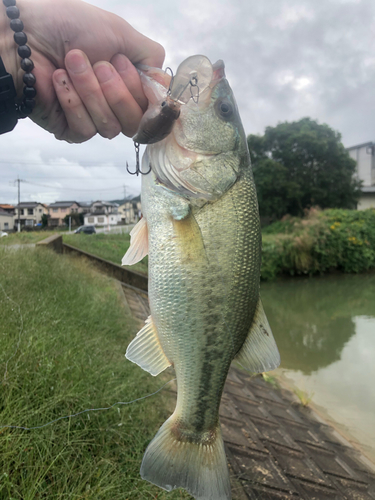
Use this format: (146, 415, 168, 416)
(47, 201, 82, 227)
(84, 212, 121, 227)
(15, 202, 48, 227)
(90, 200, 119, 215)
(0, 208, 14, 231)
(347, 142, 375, 209)
(84, 200, 121, 227)
(118, 196, 141, 224)
(77, 201, 91, 214)
(0, 204, 15, 215)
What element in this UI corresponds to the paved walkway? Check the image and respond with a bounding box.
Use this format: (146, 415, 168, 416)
(121, 282, 375, 500)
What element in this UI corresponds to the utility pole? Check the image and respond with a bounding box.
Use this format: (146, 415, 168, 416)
(14, 176, 25, 232)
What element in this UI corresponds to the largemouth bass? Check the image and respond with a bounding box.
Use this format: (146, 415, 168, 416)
(122, 55, 280, 500)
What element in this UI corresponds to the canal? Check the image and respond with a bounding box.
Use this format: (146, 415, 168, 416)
(261, 273, 375, 463)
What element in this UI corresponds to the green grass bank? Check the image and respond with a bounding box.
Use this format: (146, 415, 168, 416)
(62, 208, 375, 282)
(261, 208, 375, 280)
(64, 232, 148, 275)
(0, 248, 189, 499)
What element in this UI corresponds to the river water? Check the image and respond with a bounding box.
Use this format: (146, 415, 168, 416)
(261, 273, 375, 462)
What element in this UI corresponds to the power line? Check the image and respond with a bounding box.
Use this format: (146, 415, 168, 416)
(23, 181, 124, 192)
(0, 159, 129, 167)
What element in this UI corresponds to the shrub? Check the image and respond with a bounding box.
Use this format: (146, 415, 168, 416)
(261, 208, 375, 280)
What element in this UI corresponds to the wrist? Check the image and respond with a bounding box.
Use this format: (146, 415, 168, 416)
(1, 4, 26, 97)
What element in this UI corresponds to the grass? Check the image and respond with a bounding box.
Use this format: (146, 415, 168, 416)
(0, 232, 51, 245)
(0, 247, 190, 499)
(293, 388, 315, 407)
(63, 233, 148, 275)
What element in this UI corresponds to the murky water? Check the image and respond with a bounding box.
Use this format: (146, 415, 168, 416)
(261, 273, 375, 461)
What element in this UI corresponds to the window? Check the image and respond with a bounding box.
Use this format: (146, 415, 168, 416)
(20, 209, 24, 215)
(28, 209, 34, 215)
(98, 217, 105, 223)
(61, 208, 66, 213)
(4, 223, 8, 229)
(25, 219, 33, 226)
(39, 209, 42, 212)
(53, 208, 58, 213)
(88, 217, 94, 223)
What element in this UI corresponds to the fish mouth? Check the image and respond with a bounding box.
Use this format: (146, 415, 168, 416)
(133, 56, 226, 145)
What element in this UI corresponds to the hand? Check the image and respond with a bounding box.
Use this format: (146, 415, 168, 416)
(1, 0, 164, 142)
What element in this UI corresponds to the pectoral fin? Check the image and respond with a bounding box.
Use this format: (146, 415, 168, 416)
(235, 299, 280, 373)
(126, 316, 171, 376)
(122, 217, 148, 266)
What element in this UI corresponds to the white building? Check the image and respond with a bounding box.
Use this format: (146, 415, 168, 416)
(0, 208, 14, 231)
(84, 201, 121, 227)
(347, 142, 375, 209)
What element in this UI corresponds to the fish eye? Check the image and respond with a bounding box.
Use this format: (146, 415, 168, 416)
(216, 99, 233, 120)
(161, 101, 166, 107)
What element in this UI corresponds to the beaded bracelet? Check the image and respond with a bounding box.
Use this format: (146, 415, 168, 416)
(3, 0, 36, 118)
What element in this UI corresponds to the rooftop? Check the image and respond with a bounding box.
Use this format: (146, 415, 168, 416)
(346, 141, 374, 151)
(48, 201, 79, 208)
(17, 202, 44, 208)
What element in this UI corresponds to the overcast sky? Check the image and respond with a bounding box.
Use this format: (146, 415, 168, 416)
(1, 0, 375, 205)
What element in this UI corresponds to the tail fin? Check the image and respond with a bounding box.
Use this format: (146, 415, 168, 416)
(140, 414, 231, 500)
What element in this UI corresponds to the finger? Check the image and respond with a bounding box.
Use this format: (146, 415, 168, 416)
(65, 50, 122, 139)
(93, 61, 144, 137)
(52, 69, 97, 143)
(110, 54, 148, 112)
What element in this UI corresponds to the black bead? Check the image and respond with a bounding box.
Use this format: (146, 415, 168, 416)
(23, 72, 36, 86)
(24, 98, 36, 110)
(3, 0, 16, 6)
(18, 104, 30, 119)
(23, 86, 36, 98)
(10, 18, 23, 32)
(18, 45, 31, 58)
(21, 58, 34, 72)
(6, 5, 19, 19)
(14, 31, 27, 45)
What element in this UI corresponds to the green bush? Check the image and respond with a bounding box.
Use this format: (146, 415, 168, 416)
(261, 208, 375, 280)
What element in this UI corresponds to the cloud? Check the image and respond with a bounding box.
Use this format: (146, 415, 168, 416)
(2, 0, 375, 203)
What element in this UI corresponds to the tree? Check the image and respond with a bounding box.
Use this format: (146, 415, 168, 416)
(41, 213, 50, 228)
(248, 118, 362, 219)
(63, 212, 84, 227)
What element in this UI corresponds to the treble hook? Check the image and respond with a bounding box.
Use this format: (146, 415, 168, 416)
(126, 142, 152, 176)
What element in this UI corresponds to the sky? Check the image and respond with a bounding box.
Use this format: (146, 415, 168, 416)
(1, 0, 375, 205)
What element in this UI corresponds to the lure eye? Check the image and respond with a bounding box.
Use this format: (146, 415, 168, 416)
(216, 100, 233, 120)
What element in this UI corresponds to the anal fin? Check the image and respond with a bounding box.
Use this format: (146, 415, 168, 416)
(235, 299, 280, 373)
(122, 217, 148, 266)
(126, 316, 171, 376)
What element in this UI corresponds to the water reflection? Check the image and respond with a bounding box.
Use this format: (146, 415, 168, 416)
(261, 274, 375, 374)
(261, 273, 375, 461)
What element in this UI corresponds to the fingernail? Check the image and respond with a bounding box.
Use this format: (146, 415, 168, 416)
(111, 54, 129, 73)
(95, 63, 114, 84)
(66, 51, 88, 74)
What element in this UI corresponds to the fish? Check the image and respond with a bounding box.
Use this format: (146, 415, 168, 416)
(122, 55, 280, 500)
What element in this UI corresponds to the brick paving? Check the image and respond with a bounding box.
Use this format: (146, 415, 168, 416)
(121, 282, 375, 500)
